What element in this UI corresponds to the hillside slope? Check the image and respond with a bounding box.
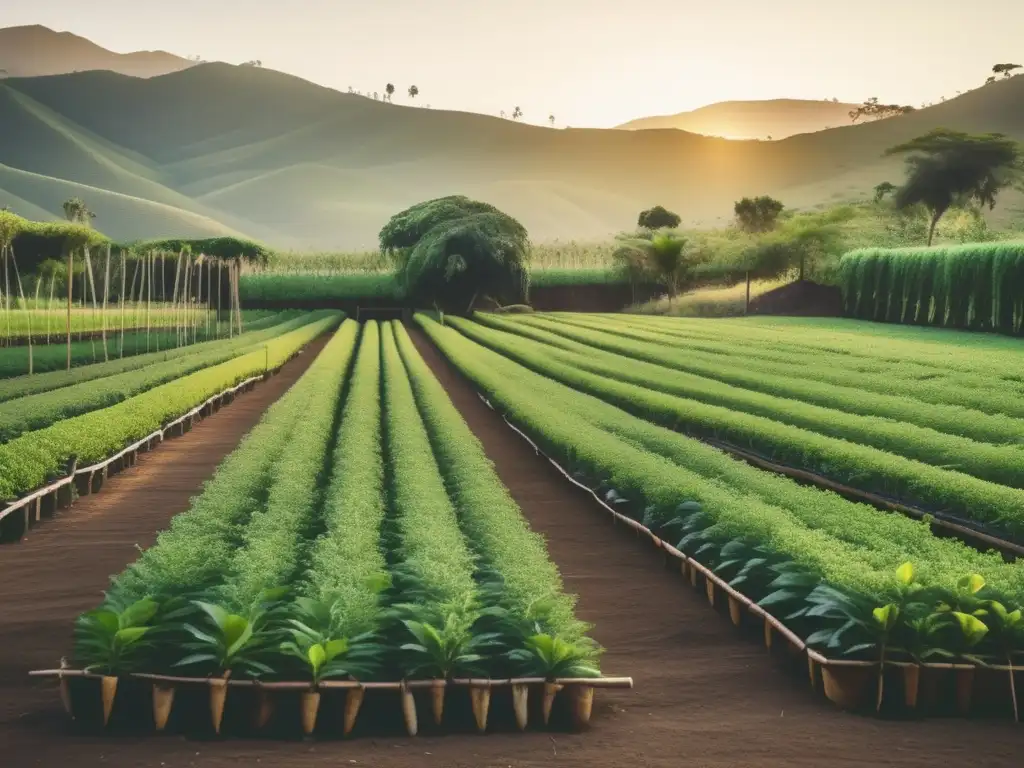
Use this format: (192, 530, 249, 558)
(0, 25, 193, 79)
(1, 64, 1021, 249)
(617, 99, 860, 140)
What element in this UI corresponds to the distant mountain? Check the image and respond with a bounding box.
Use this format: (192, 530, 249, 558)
(0, 59, 1022, 249)
(0, 25, 193, 79)
(617, 99, 861, 140)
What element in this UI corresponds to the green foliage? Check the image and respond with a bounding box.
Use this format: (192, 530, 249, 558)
(379, 196, 530, 311)
(734, 196, 785, 234)
(470, 313, 1024, 538)
(0, 313, 341, 500)
(637, 205, 681, 230)
(302, 322, 389, 638)
(417, 313, 1024, 659)
(74, 597, 160, 675)
(613, 231, 704, 297)
(176, 600, 277, 677)
(0, 313, 319, 440)
(124, 237, 271, 263)
(886, 129, 1024, 245)
(839, 242, 1024, 334)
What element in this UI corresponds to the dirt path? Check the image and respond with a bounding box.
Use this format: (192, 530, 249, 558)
(1, 329, 1018, 768)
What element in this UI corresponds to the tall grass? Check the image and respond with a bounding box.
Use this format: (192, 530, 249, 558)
(839, 243, 1024, 334)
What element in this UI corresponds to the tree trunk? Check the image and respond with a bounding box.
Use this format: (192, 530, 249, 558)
(101, 245, 110, 362)
(927, 212, 941, 247)
(9, 246, 32, 374)
(799, 253, 805, 282)
(745, 271, 751, 315)
(47, 272, 55, 344)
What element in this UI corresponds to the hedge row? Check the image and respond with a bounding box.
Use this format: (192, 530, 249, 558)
(838, 243, 1024, 334)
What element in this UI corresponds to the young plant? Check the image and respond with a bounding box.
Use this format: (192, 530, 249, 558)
(74, 597, 159, 675)
(175, 600, 277, 678)
(393, 598, 503, 679)
(279, 597, 383, 685)
(507, 633, 603, 679)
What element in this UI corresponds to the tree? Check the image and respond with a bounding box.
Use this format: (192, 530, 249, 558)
(886, 128, 1023, 246)
(373, 91, 379, 100)
(849, 97, 916, 123)
(986, 76, 998, 85)
(637, 205, 681, 230)
(385, 83, 395, 102)
(613, 231, 703, 302)
(408, 84, 419, 100)
(548, 114, 556, 127)
(734, 196, 784, 233)
(379, 196, 530, 312)
(993, 63, 1022, 79)
(873, 181, 897, 202)
(62, 197, 95, 227)
(512, 106, 523, 120)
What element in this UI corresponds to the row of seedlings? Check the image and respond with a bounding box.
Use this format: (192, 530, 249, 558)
(417, 313, 1024, 721)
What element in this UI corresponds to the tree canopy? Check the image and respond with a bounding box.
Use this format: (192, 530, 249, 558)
(613, 230, 705, 300)
(734, 196, 785, 233)
(848, 97, 916, 123)
(379, 195, 530, 312)
(886, 128, 1023, 245)
(121, 237, 271, 262)
(637, 205, 681, 230)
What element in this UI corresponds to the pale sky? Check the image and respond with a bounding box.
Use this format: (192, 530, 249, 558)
(2, 1, 1022, 127)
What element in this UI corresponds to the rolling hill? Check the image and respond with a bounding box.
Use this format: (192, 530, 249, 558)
(1, 59, 1022, 249)
(0, 25, 193, 79)
(617, 99, 860, 140)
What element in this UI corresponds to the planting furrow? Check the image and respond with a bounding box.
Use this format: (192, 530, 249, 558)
(393, 321, 588, 643)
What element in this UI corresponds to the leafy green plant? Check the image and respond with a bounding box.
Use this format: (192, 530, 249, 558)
(507, 634, 602, 679)
(175, 600, 277, 678)
(74, 597, 159, 675)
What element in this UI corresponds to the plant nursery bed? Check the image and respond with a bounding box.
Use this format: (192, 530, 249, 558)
(478, 393, 1024, 723)
(0, 340, 325, 543)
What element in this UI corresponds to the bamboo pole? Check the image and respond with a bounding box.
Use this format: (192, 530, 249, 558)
(46, 271, 55, 344)
(9, 246, 32, 374)
(101, 245, 110, 362)
(217, 260, 223, 338)
(171, 252, 182, 348)
(145, 252, 151, 353)
(84, 246, 99, 362)
(195, 256, 203, 345)
(2, 245, 9, 349)
(66, 247, 73, 371)
(119, 251, 126, 358)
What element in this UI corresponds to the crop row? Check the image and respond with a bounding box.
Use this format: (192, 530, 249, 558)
(453, 315, 1024, 539)
(526, 314, 1024, 417)
(416, 313, 1024, 668)
(0, 312, 329, 442)
(0, 310, 282, 379)
(478, 314, 1024, 447)
(0, 312, 341, 501)
(77, 320, 597, 688)
(610, 313, 1024, 377)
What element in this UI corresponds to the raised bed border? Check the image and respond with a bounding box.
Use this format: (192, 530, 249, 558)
(26, 667, 632, 738)
(0, 344, 311, 541)
(475, 392, 1023, 721)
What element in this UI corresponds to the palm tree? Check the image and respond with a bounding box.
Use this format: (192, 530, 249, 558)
(512, 106, 523, 120)
(385, 83, 395, 103)
(408, 84, 419, 100)
(614, 232, 699, 304)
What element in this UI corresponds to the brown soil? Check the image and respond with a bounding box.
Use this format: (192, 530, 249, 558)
(0, 328, 1018, 767)
(748, 279, 843, 317)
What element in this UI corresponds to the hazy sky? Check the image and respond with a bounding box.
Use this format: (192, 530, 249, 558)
(3, 1, 1022, 127)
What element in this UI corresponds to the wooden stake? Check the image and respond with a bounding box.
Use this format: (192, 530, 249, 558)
(401, 683, 417, 736)
(152, 683, 175, 731)
(512, 683, 529, 731)
(255, 689, 274, 729)
(59, 675, 73, 718)
(903, 665, 920, 709)
(705, 578, 715, 606)
(300, 690, 320, 736)
(470, 686, 491, 733)
(570, 686, 594, 730)
(100, 675, 118, 726)
(430, 681, 445, 725)
(209, 675, 229, 734)
(542, 682, 562, 725)
(728, 596, 743, 626)
(764, 621, 773, 650)
(343, 687, 364, 736)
